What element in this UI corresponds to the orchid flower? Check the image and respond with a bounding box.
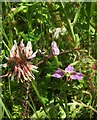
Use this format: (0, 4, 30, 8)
(52, 65, 83, 80)
(65, 65, 83, 80)
(52, 69, 64, 78)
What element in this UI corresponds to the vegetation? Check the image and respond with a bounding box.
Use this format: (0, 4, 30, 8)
(1, 1, 97, 119)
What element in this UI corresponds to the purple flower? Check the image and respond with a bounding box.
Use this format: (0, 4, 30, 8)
(52, 69, 64, 78)
(52, 65, 83, 80)
(70, 72, 83, 80)
(65, 65, 74, 73)
(65, 65, 83, 80)
(51, 41, 60, 55)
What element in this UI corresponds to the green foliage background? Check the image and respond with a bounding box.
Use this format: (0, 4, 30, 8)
(1, 1, 97, 119)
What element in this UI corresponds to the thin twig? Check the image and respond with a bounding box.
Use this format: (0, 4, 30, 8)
(74, 100, 97, 113)
(36, 48, 81, 66)
(36, 55, 52, 66)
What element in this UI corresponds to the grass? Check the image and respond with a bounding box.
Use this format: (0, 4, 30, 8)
(1, 1, 97, 119)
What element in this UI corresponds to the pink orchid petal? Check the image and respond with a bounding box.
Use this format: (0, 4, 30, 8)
(65, 65, 74, 73)
(52, 69, 64, 78)
(70, 72, 83, 80)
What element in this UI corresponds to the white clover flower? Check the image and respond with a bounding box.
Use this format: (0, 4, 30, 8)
(2, 40, 38, 83)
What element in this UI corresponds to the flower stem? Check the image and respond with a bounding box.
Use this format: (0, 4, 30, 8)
(22, 82, 30, 118)
(36, 48, 81, 67)
(60, 1, 75, 43)
(8, 78, 14, 104)
(29, 95, 39, 118)
(63, 86, 69, 119)
(31, 80, 51, 119)
(54, 56, 59, 68)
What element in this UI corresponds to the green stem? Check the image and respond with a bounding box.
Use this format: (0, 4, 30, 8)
(29, 95, 39, 118)
(31, 80, 41, 101)
(54, 56, 59, 68)
(8, 78, 14, 104)
(73, 100, 97, 113)
(72, 3, 83, 27)
(0, 82, 3, 120)
(2, 40, 10, 52)
(85, 2, 94, 56)
(0, 97, 11, 119)
(94, 31, 97, 59)
(64, 88, 69, 119)
(22, 82, 30, 118)
(31, 80, 51, 119)
(2, 26, 11, 48)
(60, 2, 75, 43)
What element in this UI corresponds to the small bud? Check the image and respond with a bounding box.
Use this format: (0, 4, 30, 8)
(51, 41, 60, 55)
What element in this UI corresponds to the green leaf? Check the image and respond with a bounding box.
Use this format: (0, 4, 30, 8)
(0, 83, 3, 86)
(31, 107, 47, 119)
(0, 98, 11, 119)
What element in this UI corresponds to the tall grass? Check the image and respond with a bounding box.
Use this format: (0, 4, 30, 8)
(1, 1, 97, 119)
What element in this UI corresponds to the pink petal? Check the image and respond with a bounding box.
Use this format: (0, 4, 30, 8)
(27, 64, 38, 70)
(23, 65, 35, 80)
(11, 72, 15, 81)
(14, 66, 17, 72)
(52, 69, 64, 78)
(18, 67, 27, 81)
(10, 40, 18, 58)
(91, 62, 97, 70)
(51, 41, 60, 55)
(70, 72, 83, 80)
(25, 41, 33, 58)
(65, 65, 74, 73)
(10, 40, 20, 58)
(28, 50, 38, 59)
(20, 39, 24, 54)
